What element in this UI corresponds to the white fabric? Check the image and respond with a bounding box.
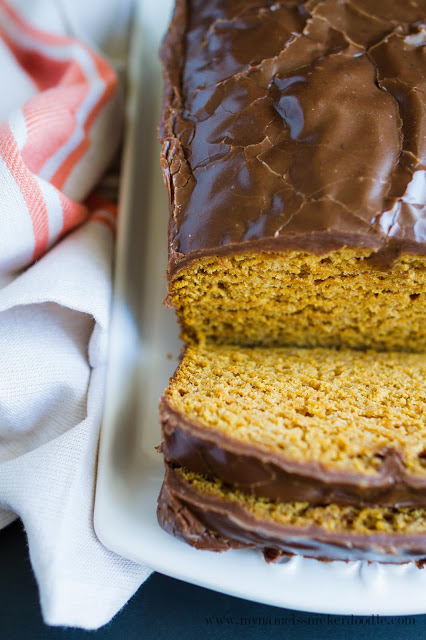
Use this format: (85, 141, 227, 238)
(0, 0, 152, 630)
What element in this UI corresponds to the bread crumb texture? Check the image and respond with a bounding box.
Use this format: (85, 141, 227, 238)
(170, 249, 426, 351)
(177, 467, 426, 536)
(166, 344, 426, 476)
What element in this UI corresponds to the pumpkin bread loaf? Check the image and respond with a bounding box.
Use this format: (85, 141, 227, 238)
(157, 0, 426, 563)
(161, 0, 426, 351)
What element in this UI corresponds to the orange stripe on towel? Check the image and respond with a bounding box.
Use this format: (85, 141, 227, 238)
(0, 121, 49, 259)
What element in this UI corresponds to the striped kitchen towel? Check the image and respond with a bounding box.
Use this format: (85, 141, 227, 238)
(0, 0, 121, 277)
(0, 0, 151, 630)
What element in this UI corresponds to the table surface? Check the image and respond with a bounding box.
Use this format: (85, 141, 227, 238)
(2, 520, 426, 639)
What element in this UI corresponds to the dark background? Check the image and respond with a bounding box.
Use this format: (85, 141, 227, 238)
(1, 520, 425, 640)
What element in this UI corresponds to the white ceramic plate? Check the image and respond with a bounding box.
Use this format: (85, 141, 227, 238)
(94, 0, 426, 616)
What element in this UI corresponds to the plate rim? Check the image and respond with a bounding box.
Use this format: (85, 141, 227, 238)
(94, 0, 426, 618)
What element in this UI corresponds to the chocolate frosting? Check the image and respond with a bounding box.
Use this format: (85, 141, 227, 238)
(158, 464, 426, 564)
(160, 0, 426, 276)
(160, 397, 426, 508)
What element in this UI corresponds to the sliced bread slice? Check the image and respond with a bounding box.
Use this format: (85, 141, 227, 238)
(160, 345, 426, 507)
(158, 464, 426, 564)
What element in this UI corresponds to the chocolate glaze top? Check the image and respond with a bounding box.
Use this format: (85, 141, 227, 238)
(160, 0, 426, 274)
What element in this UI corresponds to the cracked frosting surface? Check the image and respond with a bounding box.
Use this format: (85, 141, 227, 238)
(160, 0, 426, 264)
